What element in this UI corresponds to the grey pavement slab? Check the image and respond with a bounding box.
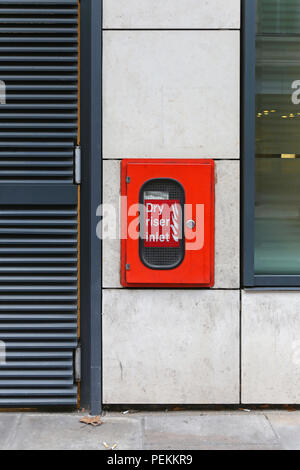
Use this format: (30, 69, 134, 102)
(265, 411, 300, 450)
(1, 410, 300, 450)
(0, 414, 20, 450)
(0, 413, 142, 450)
(143, 413, 281, 450)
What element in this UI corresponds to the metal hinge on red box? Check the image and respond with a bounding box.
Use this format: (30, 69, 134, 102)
(121, 159, 215, 287)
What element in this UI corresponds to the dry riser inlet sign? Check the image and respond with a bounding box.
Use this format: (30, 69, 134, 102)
(144, 199, 181, 247)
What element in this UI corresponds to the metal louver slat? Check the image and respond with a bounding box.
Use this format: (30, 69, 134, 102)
(0, 19, 77, 24)
(0, 48, 78, 52)
(0, 313, 77, 318)
(0, 379, 74, 386)
(0, 28, 77, 33)
(1, 360, 73, 368)
(0, 9, 78, 14)
(0, 370, 73, 377)
(0, 0, 78, 183)
(0, 0, 79, 407)
(5, 342, 77, 349)
(5, 351, 73, 357)
(0, 397, 77, 406)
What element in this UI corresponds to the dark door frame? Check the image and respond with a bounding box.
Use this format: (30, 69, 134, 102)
(79, 0, 102, 415)
(242, 0, 256, 287)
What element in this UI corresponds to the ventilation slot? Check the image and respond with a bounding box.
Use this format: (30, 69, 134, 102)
(0, 0, 78, 183)
(0, 204, 78, 406)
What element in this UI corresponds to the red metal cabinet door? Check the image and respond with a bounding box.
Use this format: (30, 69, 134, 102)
(121, 159, 215, 287)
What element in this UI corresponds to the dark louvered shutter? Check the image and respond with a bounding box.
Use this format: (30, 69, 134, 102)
(0, 0, 79, 407)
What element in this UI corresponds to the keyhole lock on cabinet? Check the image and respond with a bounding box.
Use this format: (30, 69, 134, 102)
(186, 219, 196, 230)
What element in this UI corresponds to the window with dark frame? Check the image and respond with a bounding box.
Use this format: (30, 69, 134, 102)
(243, 0, 300, 287)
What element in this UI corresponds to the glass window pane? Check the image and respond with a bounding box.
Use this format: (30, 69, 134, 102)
(257, 0, 300, 34)
(255, 0, 300, 275)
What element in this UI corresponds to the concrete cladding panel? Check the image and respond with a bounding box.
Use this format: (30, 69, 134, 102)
(103, 0, 240, 29)
(215, 161, 240, 288)
(242, 291, 300, 404)
(103, 289, 240, 404)
(102, 160, 121, 288)
(103, 31, 240, 159)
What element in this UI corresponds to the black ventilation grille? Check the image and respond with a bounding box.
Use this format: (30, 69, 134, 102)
(140, 179, 185, 270)
(0, 0, 78, 183)
(0, 204, 78, 406)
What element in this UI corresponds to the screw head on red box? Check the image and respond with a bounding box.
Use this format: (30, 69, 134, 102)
(186, 219, 196, 229)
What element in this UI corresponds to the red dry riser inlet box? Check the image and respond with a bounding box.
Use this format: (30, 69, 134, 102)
(121, 159, 215, 287)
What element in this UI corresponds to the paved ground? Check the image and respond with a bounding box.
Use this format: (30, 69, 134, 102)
(0, 409, 300, 450)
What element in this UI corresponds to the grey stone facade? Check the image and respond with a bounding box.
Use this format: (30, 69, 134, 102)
(102, 1, 300, 404)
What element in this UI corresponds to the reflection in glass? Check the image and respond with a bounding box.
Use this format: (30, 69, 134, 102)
(255, 0, 300, 274)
